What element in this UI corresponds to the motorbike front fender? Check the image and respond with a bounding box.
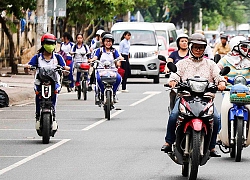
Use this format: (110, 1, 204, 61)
(184, 119, 206, 133)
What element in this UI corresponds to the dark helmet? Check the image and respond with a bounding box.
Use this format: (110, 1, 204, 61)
(41, 33, 56, 45)
(102, 34, 114, 44)
(189, 33, 207, 60)
(189, 33, 207, 45)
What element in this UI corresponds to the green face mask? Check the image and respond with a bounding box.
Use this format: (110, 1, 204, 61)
(43, 44, 55, 53)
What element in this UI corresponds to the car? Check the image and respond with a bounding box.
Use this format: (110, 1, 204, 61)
(111, 22, 160, 83)
(157, 36, 177, 73)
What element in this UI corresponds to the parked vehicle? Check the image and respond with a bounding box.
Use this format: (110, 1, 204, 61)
(111, 22, 160, 83)
(161, 57, 229, 180)
(219, 74, 250, 162)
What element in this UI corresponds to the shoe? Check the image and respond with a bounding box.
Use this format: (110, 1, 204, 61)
(161, 144, 172, 153)
(88, 85, 92, 91)
(95, 95, 100, 105)
(210, 150, 221, 157)
(114, 95, 119, 103)
(121, 89, 129, 93)
(216, 140, 222, 145)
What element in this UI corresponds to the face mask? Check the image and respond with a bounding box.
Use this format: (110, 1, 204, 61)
(43, 44, 55, 53)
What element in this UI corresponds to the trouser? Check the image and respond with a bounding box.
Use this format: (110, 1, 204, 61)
(68, 60, 74, 88)
(165, 98, 219, 150)
(121, 54, 131, 90)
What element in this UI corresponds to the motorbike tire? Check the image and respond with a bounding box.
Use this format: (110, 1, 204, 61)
(230, 145, 236, 158)
(82, 80, 87, 101)
(42, 113, 51, 144)
(235, 117, 243, 162)
(77, 85, 81, 100)
(104, 90, 111, 120)
(188, 130, 201, 180)
(182, 162, 189, 177)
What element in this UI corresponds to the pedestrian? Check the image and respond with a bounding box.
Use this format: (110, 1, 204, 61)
(60, 32, 75, 91)
(119, 31, 131, 92)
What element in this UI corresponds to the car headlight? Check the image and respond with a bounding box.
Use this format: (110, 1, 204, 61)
(147, 51, 158, 57)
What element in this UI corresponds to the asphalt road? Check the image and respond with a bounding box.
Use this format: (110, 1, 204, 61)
(0, 77, 250, 180)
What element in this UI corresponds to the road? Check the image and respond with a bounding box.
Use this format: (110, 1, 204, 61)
(0, 77, 250, 180)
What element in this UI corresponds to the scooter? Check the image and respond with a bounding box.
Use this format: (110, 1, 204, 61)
(95, 60, 119, 120)
(29, 65, 64, 144)
(219, 74, 250, 162)
(75, 62, 90, 100)
(159, 55, 230, 180)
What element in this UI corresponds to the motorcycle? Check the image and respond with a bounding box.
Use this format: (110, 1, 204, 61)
(28, 65, 64, 144)
(219, 74, 250, 162)
(161, 59, 229, 180)
(95, 60, 119, 120)
(72, 52, 91, 100)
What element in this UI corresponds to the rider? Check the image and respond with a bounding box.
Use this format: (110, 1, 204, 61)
(213, 34, 230, 63)
(71, 33, 91, 91)
(60, 32, 75, 91)
(90, 33, 124, 104)
(90, 29, 105, 52)
(217, 36, 250, 143)
(161, 33, 227, 157)
(25, 33, 70, 130)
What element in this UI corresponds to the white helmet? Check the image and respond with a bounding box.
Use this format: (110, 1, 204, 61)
(96, 29, 105, 36)
(176, 33, 189, 49)
(229, 36, 250, 57)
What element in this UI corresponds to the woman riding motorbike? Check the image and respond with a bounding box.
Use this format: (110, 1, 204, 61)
(217, 36, 250, 145)
(161, 33, 227, 157)
(90, 33, 124, 104)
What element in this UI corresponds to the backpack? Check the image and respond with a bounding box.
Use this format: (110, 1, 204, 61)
(0, 89, 9, 108)
(97, 47, 116, 60)
(72, 44, 88, 54)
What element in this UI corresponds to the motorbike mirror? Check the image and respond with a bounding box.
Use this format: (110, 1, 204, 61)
(167, 62, 177, 73)
(220, 66, 230, 76)
(158, 55, 166, 61)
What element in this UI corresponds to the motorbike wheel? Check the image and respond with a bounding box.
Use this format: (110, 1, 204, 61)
(77, 85, 82, 100)
(82, 80, 87, 101)
(235, 117, 243, 162)
(42, 113, 51, 144)
(104, 90, 111, 120)
(230, 145, 236, 158)
(188, 130, 201, 180)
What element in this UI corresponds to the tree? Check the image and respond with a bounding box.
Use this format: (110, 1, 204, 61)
(0, 1, 36, 74)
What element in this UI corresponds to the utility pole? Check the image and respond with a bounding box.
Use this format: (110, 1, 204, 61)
(36, 0, 48, 52)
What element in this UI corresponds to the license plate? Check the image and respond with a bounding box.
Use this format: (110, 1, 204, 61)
(131, 70, 141, 75)
(237, 93, 246, 97)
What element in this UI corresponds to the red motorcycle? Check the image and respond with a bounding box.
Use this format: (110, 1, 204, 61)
(163, 60, 229, 180)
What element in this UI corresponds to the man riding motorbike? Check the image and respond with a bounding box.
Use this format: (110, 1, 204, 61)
(161, 33, 227, 157)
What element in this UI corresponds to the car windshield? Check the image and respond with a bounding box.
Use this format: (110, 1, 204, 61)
(112, 30, 157, 46)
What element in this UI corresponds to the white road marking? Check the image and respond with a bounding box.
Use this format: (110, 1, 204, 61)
(129, 91, 161, 106)
(0, 156, 28, 158)
(82, 110, 125, 131)
(0, 139, 70, 175)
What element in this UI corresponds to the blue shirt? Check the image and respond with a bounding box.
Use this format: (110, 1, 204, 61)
(119, 39, 130, 55)
(169, 51, 189, 64)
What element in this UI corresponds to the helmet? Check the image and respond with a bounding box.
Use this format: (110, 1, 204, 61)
(102, 34, 114, 44)
(189, 33, 207, 60)
(176, 33, 189, 49)
(96, 29, 105, 36)
(195, 30, 204, 35)
(189, 33, 207, 45)
(41, 33, 56, 45)
(229, 36, 246, 51)
(220, 34, 228, 40)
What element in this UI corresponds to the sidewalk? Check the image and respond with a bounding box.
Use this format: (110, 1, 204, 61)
(0, 66, 35, 106)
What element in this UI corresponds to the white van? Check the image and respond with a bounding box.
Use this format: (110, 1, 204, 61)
(111, 22, 160, 83)
(151, 23, 177, 48)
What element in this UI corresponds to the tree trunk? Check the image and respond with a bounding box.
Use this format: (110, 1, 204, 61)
(0, 16, 17, 74)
